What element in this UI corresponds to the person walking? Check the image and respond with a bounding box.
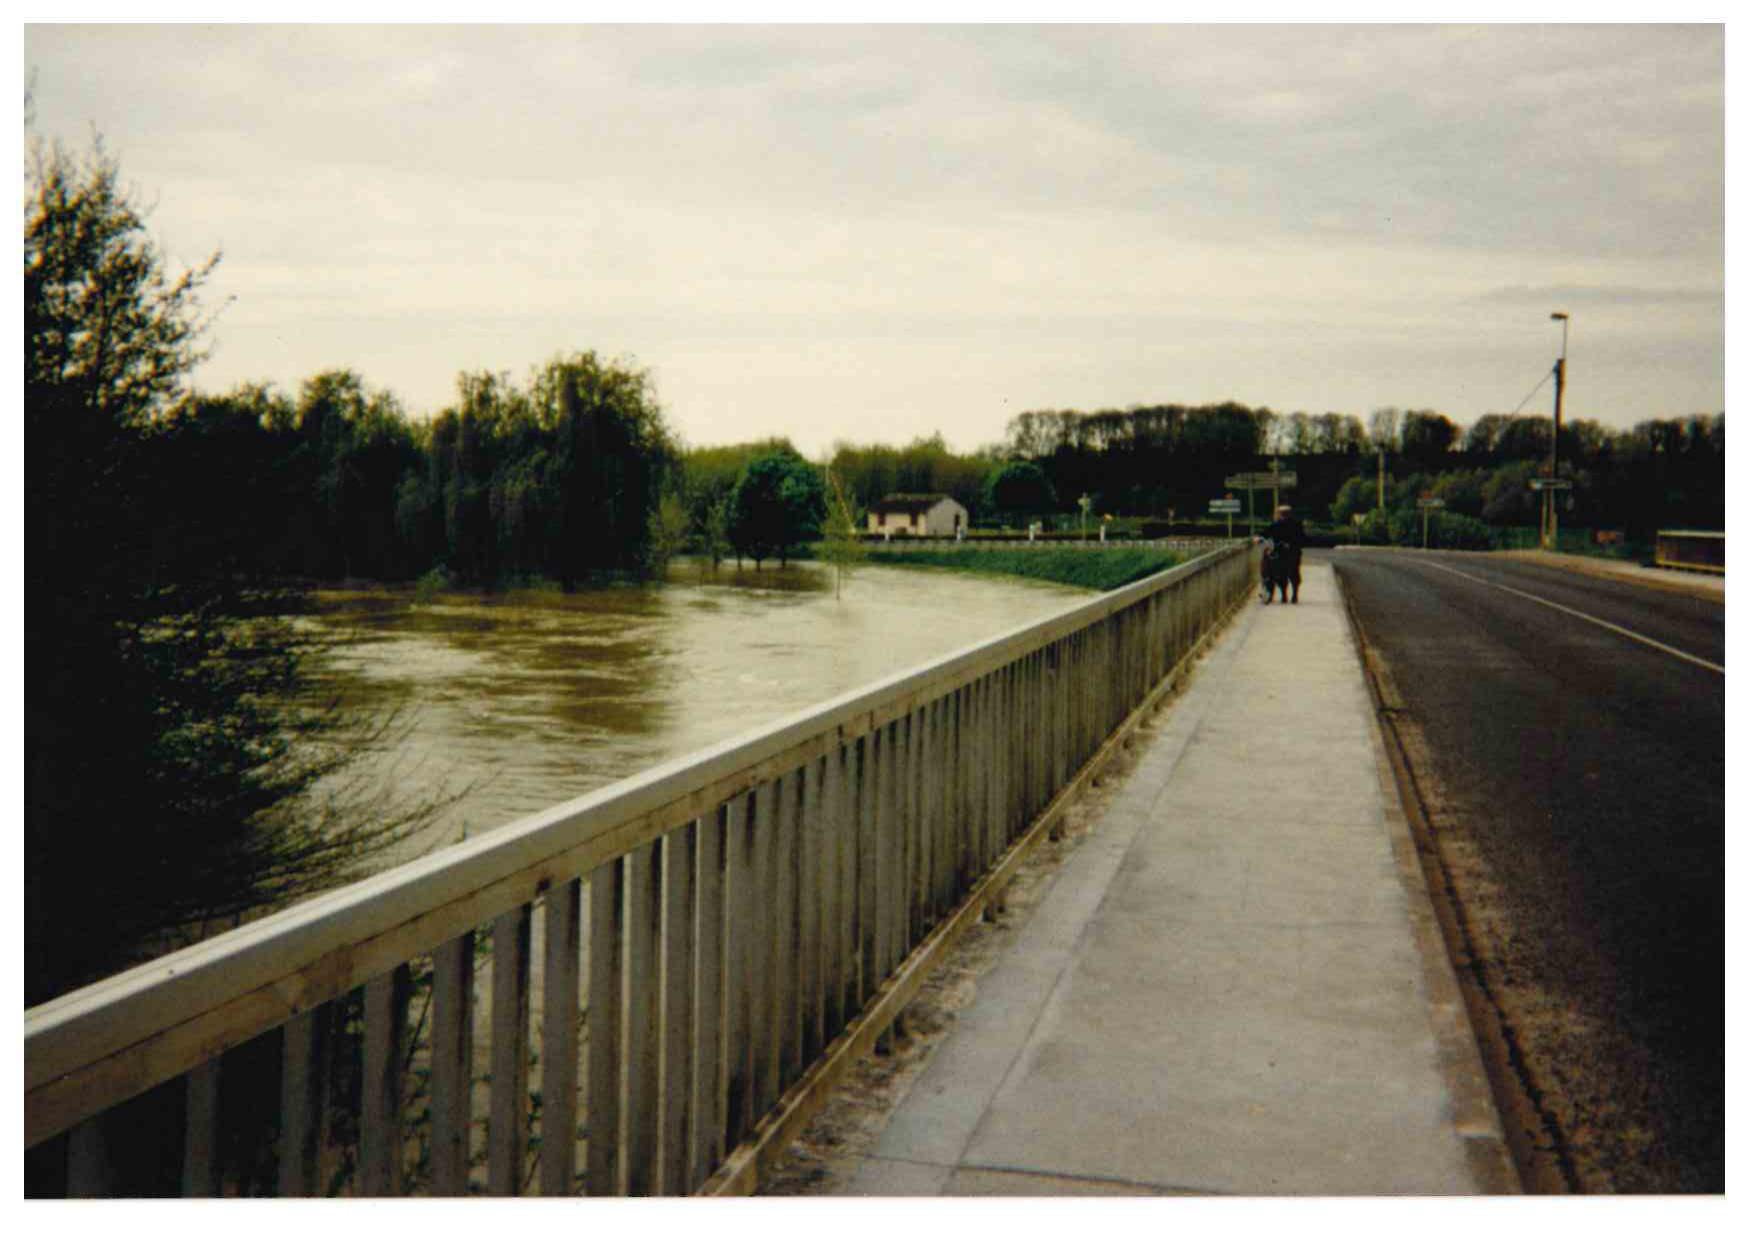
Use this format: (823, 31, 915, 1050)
(1261, 504, 1305, 604)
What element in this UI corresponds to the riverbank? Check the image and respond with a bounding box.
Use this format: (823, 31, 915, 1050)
(864, 545, 1184, 591)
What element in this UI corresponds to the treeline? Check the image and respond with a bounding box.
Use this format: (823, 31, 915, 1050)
(989, 402, 1724, 538)
(154, 355, 676, 589)
(800, 403, 1723, 541)
(118, 383, 1728, 601)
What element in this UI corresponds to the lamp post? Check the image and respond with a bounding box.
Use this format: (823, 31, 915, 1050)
(1546, 312, 1569, 550)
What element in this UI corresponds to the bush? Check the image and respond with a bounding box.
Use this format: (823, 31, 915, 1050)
(414, 563, 455, 603)
(1426, 511, 1494, 550)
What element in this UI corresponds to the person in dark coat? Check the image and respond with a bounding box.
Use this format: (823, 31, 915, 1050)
(1261, 504, 1305, 604)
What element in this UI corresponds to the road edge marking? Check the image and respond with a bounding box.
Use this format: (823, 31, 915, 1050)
(1415, 558, 1723, 675)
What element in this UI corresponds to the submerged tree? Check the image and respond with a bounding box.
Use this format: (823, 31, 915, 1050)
(24, 134, 418, 1004)
(817, 468, 866, 598)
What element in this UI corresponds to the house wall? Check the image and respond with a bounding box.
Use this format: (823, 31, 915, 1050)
(867, 498, 968, 536)
(921, 500, 968, 536)
(868, 510, 925, 534)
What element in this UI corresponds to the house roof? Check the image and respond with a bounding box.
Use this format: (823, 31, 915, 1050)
(869, 492, 957, 516)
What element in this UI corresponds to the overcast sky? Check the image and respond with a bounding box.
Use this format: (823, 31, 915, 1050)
(22, 21, 1725, 457)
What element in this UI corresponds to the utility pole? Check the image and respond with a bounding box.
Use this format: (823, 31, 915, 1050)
(1546, 312, 1569, 550)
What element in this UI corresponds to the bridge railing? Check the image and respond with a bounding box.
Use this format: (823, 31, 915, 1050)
(25, 543, 1256, 1197)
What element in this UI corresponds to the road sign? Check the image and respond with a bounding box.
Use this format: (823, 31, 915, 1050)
(1225, 472, 1298, 489)
(1417, 497, 1446, 509)
(1208, 499, 1242, 513)
(1529, 478, 1573, 491)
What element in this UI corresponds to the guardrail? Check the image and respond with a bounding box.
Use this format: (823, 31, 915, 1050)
(26, 543, 1257, 1197)
(1654, 529, 1724, 576)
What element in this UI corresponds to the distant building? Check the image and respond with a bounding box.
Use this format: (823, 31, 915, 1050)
(867, 493, 968, 538)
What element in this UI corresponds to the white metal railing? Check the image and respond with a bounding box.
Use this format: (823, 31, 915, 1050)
(25, 543, 1257, 1197)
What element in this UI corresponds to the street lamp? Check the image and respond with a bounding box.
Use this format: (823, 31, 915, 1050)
(1546, 312, 1569, 549)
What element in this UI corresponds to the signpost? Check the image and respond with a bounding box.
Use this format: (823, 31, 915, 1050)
(1416, 495, 1445, 548)
(1209, 495, 1242, 538)
(1223, 466, 1298, 536)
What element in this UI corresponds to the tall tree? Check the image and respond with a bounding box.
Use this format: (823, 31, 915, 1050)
(539, 352, 676, 586)
(24, 136, 411, 1003)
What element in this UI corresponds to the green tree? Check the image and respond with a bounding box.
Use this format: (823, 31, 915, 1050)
(1429, 468, 1487, 520)
(728, 447, 827, 567)
(646, 490, 691, 575)
(1330, 473, 1378, 527)
(24, 136, 414, 1003)
(536, 352, 676, 587)
(1482, 460, 1543, 526)
(700, 497, 733, 572)
(985, 459, 1057, 519)
(817, 469, 867, 598)
(1399, 409, 1459, 469)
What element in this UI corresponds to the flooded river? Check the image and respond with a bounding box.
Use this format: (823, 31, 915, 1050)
(301, 560, 1088, 862)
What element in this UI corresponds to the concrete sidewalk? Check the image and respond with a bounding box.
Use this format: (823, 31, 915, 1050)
(839, 561, 1518, 1196)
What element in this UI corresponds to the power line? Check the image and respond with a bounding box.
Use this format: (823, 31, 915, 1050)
(1508, 366, 1557, 418)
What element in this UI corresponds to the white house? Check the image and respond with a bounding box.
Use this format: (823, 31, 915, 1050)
(866, 493, 969, 538)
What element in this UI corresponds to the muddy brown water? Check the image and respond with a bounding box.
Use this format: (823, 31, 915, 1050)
(297, 560, 1087, 866)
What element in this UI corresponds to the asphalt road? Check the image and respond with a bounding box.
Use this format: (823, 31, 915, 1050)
(1330, 550, 1723, 1193)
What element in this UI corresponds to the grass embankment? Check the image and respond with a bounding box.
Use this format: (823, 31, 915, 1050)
(865, 545, 1185, 591)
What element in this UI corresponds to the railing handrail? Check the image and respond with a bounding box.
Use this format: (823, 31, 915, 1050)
(26, 544, 1246, 1145)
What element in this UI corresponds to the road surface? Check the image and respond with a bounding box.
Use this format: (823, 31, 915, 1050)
(1331, 550, 1722, 1193)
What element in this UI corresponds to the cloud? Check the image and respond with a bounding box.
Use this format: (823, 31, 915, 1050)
(22, 23, 1724, 446)
(1479, 284, 1723, 309)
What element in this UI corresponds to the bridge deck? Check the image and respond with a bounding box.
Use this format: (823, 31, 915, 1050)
(836, 561, 1516, 1195)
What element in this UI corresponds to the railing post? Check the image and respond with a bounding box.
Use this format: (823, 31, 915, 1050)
(658, 824, 697, 1195)
(799, 758, 825, 1065)
(911, 702, 930, 944)
(586, 861, 624, 1195)
(181, 1058, 222, 1197)
(66, 1116, 111, 1197)
(834, 743, 852, 1037)
(885, 721, 904, 979)
(624, 841, 662, 1194)
(488, 904, 532, 1196)
(539, 881, 582, 1197)
(278, 1003, 332, 1197)
(858, 733, 880, 1008)
(722, 793, 755, 1146)
(430, 934, 476, 1196)
(689, 807, 727, 1191)
(775, 771, 802, 1094)
(361, 964, 412, 1196)
(751, 782, 779, 1120)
